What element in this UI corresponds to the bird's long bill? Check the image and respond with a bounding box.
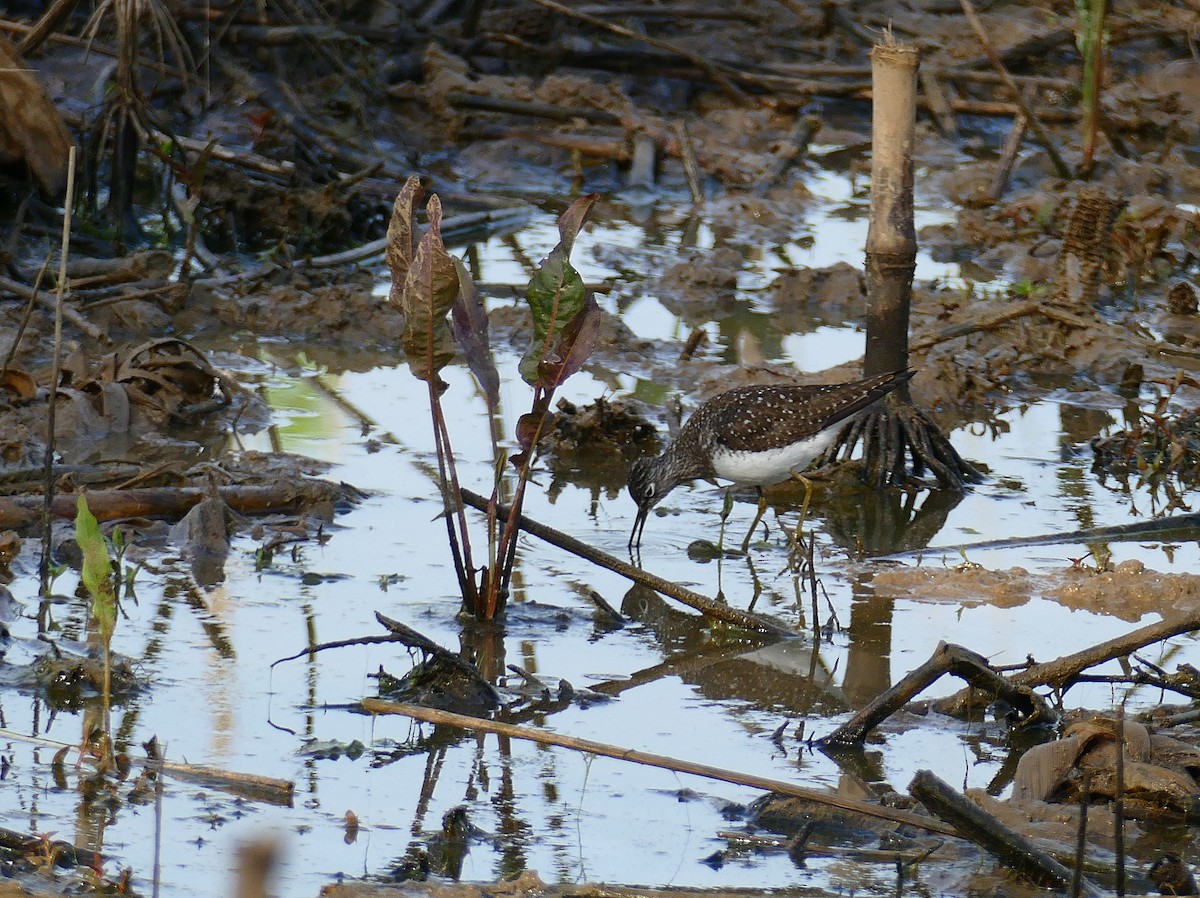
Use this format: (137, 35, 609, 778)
(629, 505, 650, 550)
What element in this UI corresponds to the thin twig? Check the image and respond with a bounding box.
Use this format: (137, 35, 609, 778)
(988, 111, 1029, 202)
(40, 146, 75, 599)
(1115, 703, 1126, 896)
(672, 119, 705, 205)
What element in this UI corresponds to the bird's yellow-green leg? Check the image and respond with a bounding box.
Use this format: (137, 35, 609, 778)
(740, 486, 769, 552)
(789, 472, 815, 546)
(717, 489, 735, 552)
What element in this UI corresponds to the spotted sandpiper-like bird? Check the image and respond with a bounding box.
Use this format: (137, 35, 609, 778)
(627, 369, 916, 550)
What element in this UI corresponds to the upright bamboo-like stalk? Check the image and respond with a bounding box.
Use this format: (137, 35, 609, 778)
(819, 36, 978, 490)
(863, 36, 918, 388)
(1076, 0, 1108, 175)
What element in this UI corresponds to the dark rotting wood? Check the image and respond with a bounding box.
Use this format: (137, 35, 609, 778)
(754, 114, 821, 196)
(909, 770, 1101, 895)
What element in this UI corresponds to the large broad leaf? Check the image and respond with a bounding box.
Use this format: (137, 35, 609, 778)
(449, 257, 500, 409)
(386, 176, 423, 311)
(519, 194, 599, 385)
(400, 195, 460, 386)
(75, 495, 116, 641)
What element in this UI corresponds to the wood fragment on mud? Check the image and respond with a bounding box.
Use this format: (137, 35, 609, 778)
(361, 698, 960, 838)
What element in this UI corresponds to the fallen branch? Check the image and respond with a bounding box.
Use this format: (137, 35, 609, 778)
(0, 274, 106, 342)
(910, 299, 1094, 352)
(0, 727, 294, 806)
(820, 642, 1054, 747)
(443, 90, 622, 125)
(361, 698, 960, 838)
(958, 0, 1071, 178)
(458, 487, 793, 636)
(888, 509, 1200, 556)
(458, 125, 632, 161)
(524, 0, 746, 98)
(0, 482, 343, 530)
(934, 609, 1200, 717)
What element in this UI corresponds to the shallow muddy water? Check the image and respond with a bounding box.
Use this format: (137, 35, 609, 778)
(3, 167, 1200, 897)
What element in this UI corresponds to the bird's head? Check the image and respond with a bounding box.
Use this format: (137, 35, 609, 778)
(627, 455, 675, 549)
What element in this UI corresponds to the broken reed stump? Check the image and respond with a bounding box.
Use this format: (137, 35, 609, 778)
(820, 35, 978, 490)
(863, 37, 917, 384)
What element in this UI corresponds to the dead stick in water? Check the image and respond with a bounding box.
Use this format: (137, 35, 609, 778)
(933, 609, 1200, 717)
(361, 698, 961, 838)
(458, 487, 793, 636)
(885, 509, 1200, 556)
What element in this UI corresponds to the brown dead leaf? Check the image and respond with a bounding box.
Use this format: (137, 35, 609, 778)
(0, 367, 37, 404)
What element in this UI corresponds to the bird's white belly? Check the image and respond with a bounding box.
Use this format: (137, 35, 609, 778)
(710, 428, 840, 486)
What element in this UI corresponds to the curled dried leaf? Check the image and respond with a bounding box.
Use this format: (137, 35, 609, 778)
(0, 367, 37, 404)
(400, 194, 460, 386)
(387, 176, 424, 311)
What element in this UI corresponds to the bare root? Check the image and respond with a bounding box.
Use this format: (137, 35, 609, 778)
(821, 400, 981, 490)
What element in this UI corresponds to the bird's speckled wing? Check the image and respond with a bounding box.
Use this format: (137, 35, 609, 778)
(705, 371, 913, 452)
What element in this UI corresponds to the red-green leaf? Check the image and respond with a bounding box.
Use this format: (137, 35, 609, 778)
(537, 292, 600, 389)
(520, 194, 599, 385)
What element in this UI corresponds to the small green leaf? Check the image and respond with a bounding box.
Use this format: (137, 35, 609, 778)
(75, 496, 116, 642)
